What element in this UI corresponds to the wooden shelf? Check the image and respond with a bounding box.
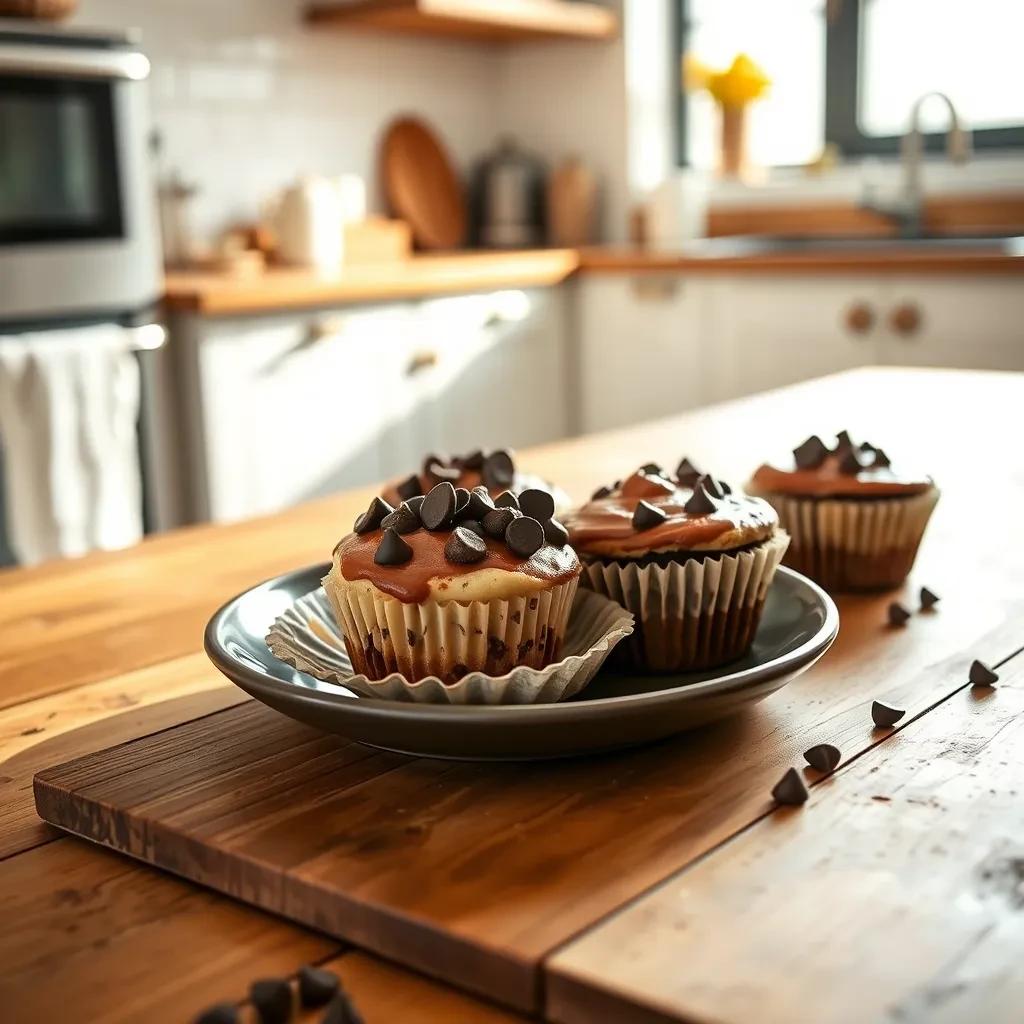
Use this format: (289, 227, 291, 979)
(305, 0, 618, 43)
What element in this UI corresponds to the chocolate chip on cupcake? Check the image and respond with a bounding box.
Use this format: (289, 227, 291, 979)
(563, 461, 789, 672)
(747, 432, 939, 591)
(324, 483, 581, 683)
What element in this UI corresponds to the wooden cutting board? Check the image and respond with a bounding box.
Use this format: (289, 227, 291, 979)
(380, 115, 467, 250)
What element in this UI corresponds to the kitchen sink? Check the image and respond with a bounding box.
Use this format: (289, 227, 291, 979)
(689, 234, 1024, 256)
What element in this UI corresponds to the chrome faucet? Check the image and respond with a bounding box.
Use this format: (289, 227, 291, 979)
(862, 91, 972, 238)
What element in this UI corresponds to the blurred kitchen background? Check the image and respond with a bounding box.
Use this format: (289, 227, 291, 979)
(1, 0, 1021, 566)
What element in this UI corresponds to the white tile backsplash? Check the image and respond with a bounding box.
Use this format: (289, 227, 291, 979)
(71, 0, 502, 241)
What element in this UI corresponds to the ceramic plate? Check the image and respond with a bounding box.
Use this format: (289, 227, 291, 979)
(205, 563, 838, 761)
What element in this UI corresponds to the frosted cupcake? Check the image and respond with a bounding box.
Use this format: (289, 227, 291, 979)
(747, 431, 939, 592)
(324, 482, 580, 682)
(563, 460, 789, 672)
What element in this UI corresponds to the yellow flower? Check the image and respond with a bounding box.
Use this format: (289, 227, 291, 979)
(683, 52, 771, 108)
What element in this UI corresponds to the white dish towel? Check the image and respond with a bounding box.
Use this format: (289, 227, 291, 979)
(0, 323, 143, 565)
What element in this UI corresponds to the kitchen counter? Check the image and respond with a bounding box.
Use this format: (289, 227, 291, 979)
(164, 241, 1024, 316)
(4, 367, 1023, 1023)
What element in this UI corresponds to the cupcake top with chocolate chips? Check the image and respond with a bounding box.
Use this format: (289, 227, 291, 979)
(749, 431, 934, 498)
(564, 459, 778, 558)
(334, 483, 579, 603)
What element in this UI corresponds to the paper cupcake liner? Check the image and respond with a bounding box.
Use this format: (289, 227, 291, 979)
(581, 531, 789, 673)
(266, 586, 633, 705)
(753, 487, 939, 592)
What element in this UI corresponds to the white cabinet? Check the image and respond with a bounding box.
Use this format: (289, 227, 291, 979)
(577, 274, 706, 433)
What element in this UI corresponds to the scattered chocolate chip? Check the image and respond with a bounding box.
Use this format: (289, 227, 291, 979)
(804, 743, 841, 773)
(697, 473, 724, 500)
(969, 659, 999, 688)
(353, 497, 393, 534)
(454, 487, 471, 514)
(250, 978, 292, 1024)
(518, 488, 555, 522)
(919, 586, 940, 610)
(591, 485, 613, 500)
(838, 448, 865, 475)
(684, 482, 718, 516)
(887, 601, 911, 627)
(506, 516, 545, 557)
(632, 500, 668, 531)
(482, 449, 515, 491)
(871, 700, 906, 728)
(420, 482, 457, 530)
(771, 767, 808, 806)
(321, 991, 364, 1024)
(463, 486, 495, 520)
(719, 479, 732, 495)
(640, 462, 663, 475)
(792, 434, 828, 470)
(544, 517, 569, 546)
(494, 490, 520, 511)
(445, 526, 487, 564)
(461, 449, 485, 470)
(374, 528, 413, 566)
(396, 473, 423, 500)
(872, 447, 891, 468)
(482, 507, 518, 538)
(675, 457, 701, 486)
(461, 519, 486, 538)
(194, 1004, 238, 1024)
(299, 965, 339, 1009)
(380, 501, 420, 534)
(858, 440, 875, 452)
(834, 429, 854, 451)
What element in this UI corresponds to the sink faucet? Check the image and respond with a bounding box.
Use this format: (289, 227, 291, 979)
(861, 91, 972, 238)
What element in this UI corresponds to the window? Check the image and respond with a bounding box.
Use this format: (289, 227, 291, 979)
(677, 0, 1024, 168)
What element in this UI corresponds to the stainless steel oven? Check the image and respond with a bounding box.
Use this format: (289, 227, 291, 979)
(0, 20, 160, 327)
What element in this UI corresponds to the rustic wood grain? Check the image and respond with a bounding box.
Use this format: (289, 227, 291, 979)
(546, 652, 1024, 1024)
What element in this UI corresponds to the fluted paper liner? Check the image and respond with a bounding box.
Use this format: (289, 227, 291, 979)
(267, 585, 633, 705)
(582, 531, 789, 672)
(751, 486, 939, 591)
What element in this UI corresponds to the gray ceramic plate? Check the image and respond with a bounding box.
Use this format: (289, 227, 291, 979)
(205, 563, 838, 761)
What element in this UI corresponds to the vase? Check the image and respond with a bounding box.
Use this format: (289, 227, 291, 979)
(719, 104, 750, 180)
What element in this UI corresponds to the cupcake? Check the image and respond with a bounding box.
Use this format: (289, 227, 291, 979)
(747, 431, 939, 592)
(563, 460, 789, 672)
(382, 448, 564, 510)
(324, 482, 581, 682)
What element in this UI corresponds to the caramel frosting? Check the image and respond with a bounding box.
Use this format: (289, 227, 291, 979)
(564, 467, 778, 558)
(749, 432, 934, 498)
(335, 528, 579, 604)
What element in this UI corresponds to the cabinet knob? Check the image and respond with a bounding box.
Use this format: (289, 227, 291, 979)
(406, 350, 438, 376)
(889, 302, 922, 337)
(844, 302, 875, 335)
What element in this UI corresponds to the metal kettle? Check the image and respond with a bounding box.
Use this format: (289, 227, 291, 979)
(472, 137, 545, 249)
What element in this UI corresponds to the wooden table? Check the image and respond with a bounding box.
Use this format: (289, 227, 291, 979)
(2, 367, 1022, 1023)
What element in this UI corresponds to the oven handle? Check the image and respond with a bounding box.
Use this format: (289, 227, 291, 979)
(0, 44, 150, 81)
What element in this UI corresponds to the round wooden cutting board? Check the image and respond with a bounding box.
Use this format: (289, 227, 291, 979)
(380, 116, 467, 250)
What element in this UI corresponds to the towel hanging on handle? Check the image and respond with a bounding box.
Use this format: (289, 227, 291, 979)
(0, 323, 145, 565)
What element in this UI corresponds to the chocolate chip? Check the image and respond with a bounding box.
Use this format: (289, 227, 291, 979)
(250, 978, 291, 1024)
(675, 457, 701, 486)
(406, 495, 425, 515)
(887, 601, 911, 627)
(380, 501, 420, 534)
(804, 743, 841, 773)
(834, 429, 854, 451)
(454, 487, 471, 514)
(640, 462, 663, 475)
(374, 527, 413, 566)
(424, 454, 460, 484)
(420, 482, 457, 530)
(919, 586, 940, 610)
(396, 473, 424, 501)
(298, 965, 339, 1009)
(871, 700, 906, 728)
(969, 659, 999, 688)
(494, 490, 520, 511)
(461, 519, 486, 538)
(321, 991, 364, 1024)
(838, 448, 865, 475)
(353, 497, 393, 534)
(771, 767, 808, 806)
(684, 481, 718, 516)
(544, 517, 569, 546)
(591, 485, 613, 500)
(872, 447, 891, 468)
(460, 449, 485, 470)
(632, 500, 667, 531)
(859, 440, 875, 451)
(697, 473, 723, 500)
(445, 526, 487, 564)
(506, 516, 545, 557)
(195, 1005, 238, 1024)
(519, 488, 555, 522)
(719, 479, 732, 495)
(463, 486, 495, 520)
(793, 434, 828, 470)
(482, 449, 515, 491)
(482, 507, 518, 538)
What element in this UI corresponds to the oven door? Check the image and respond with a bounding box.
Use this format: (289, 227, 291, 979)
(0, 44, 160, 327)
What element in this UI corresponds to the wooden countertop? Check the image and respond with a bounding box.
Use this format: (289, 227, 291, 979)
(163, 241, 1023, 316)
(3, 367, 1023, 1023)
